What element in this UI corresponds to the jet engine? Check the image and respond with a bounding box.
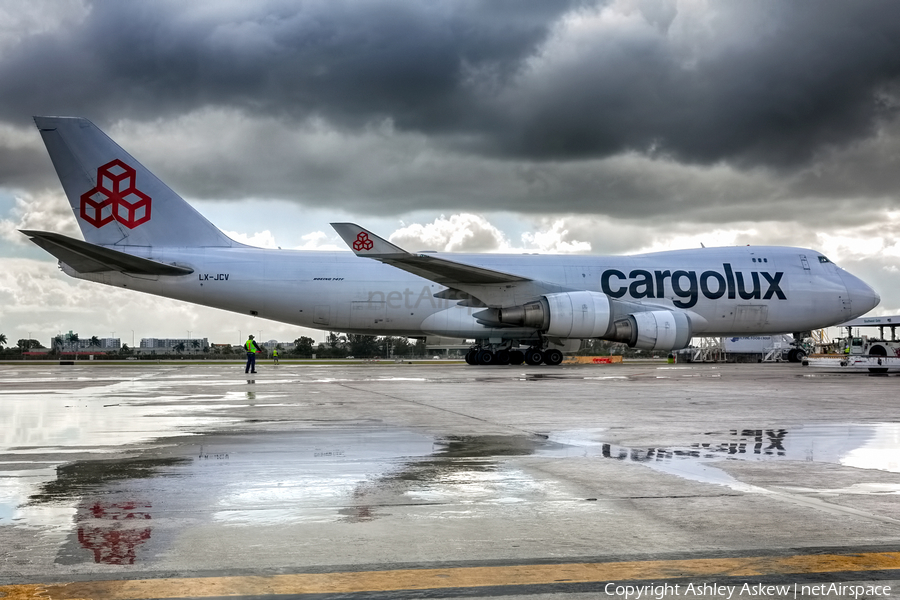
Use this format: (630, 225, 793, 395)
(498, 291, 611, 338)
(607, 310, 692, 351)
(498, 292, 692, 351)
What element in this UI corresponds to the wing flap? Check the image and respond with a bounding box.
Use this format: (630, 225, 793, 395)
(21, 230, 193, 276)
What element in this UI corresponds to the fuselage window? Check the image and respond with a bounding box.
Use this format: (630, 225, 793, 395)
(818, 256, 832, 263)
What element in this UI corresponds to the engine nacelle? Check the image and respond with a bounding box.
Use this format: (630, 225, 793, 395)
(609, 310, 692, 351)
(499, 293, 691, 351)
(498, 291, 611, 338)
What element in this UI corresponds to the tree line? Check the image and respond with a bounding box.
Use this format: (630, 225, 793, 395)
(1, 332, 652, 359)
(0, 332, 435, 359)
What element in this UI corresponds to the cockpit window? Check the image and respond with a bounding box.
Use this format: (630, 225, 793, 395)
(818, 256, 832, 263)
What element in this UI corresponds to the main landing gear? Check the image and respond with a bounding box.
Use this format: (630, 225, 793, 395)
(465, 346, 564, 366)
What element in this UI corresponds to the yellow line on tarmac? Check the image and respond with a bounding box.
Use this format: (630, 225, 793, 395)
(3, 551, 900, 599)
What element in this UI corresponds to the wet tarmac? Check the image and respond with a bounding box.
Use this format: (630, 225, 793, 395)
(3, 362, 900, 598)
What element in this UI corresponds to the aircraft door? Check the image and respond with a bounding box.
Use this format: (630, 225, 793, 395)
(794, 253, 816, 288)
(732, 305, 769, 332)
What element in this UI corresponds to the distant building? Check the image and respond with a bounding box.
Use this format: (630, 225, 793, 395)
(258, 340, 297, 352)
(259, 339, 294, 351)
(139, 338, 209, 353)
(42, 334, 305, 355)
(50, 332, 120, 351)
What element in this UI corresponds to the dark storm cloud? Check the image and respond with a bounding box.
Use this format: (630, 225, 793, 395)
(491, 1, 900, 165)
(0, 143, 52, 190)
(0, 0, 576, 129)
(3, 0, 900, 168)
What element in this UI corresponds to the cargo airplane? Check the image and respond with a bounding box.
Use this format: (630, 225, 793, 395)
(23, 116, 880, 366)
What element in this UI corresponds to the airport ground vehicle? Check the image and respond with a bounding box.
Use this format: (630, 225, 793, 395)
(805, 316, 900, 373)
(838, 334, 900, 358)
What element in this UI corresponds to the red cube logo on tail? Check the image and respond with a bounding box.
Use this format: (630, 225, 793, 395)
(353, 232, 374, 251)
(80, 159, 151, 229)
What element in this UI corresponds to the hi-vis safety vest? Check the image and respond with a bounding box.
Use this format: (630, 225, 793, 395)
(245, 339, 258, 353)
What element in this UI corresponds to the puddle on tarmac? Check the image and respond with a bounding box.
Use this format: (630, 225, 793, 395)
(0, 370, 237, 547)
(192, 431, 570, 527)
(5, 420, 900, 565)
(5, 364, 900, 563)
(801, 372, 900, 378)
(14, 429, 582, 566)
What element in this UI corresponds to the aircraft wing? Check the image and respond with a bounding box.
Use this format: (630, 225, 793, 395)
(20, 230, 194, 276)
(331, 223, 531, 285)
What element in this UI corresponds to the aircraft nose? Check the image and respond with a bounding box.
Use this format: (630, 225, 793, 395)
(841, 270, 880, 316)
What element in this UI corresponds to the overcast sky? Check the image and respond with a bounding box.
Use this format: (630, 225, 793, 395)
(2, 0, 900, 347)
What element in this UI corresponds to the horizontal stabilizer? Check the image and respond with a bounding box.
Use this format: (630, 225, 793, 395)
(20, 230, 193, 276)
(331, 223, 530, 285)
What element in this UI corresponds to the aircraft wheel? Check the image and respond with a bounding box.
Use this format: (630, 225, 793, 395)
(509, 350, 525, 365)
(542, 348, 564, 366)
(523, 348, 543, 365)
(477, 349, 496, 365)
(465, 350, 478, 365)
(495, 349, 511, 365)
(787, 348, 807, 363)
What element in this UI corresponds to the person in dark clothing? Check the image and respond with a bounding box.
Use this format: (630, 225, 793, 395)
(244, 335, 262, 373)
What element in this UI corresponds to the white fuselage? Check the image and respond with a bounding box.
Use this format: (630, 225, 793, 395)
(65, 244, 876, 341)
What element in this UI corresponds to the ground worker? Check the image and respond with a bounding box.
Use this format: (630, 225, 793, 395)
(272, 347, 279, 365)
(245, 335, 262, 373)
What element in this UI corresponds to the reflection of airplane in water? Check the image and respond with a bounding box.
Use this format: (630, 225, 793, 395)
(22, 424, 900, 550)
(26, 117, 880, 365)
(584, 424, 900, 474)
(76, 500, 153, 565)
(602, 429, 789, 462)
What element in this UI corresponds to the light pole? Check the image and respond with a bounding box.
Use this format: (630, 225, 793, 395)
(131, 330, 134, 349)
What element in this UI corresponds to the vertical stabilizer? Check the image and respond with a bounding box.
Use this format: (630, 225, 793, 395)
(34, 116, 235, 248)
